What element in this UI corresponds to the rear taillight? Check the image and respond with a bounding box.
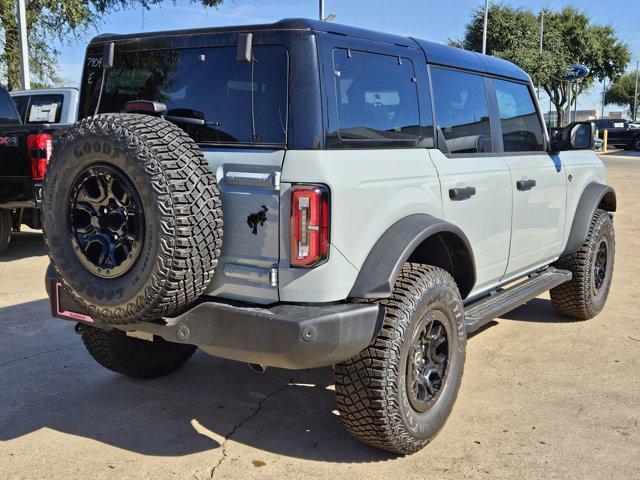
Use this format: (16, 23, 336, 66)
(27, 133, 53, 181)
(290, 184, 330, 268)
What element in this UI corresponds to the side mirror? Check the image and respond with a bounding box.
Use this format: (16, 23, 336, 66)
(550, 121, 595, 152)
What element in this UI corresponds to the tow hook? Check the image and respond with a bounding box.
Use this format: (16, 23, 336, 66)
(74, 323, 89, 334)
(248, 363, 267, 374)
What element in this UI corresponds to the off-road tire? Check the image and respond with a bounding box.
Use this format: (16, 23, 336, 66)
(81, 326, 196, 379)
(550, 209, 615, 320)
(42, 114, 222, 325)
(0, 209, 11, 253)
(335, 264, 466, 455)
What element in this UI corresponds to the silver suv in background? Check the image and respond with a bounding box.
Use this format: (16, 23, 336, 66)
(10, 88, 79, 127)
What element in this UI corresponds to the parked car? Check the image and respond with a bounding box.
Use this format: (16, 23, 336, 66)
(595, 118, 640, 150)
(43, 19, 616, 455)
(10, 88, 79, 127)
(0, 86, 77, 253)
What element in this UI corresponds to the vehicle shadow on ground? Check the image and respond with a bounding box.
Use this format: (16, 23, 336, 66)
(499, 298, 574, 323)
(0, 231, 47, 262)
(0, 300, 393, 463)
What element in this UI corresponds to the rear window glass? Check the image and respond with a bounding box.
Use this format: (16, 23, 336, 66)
(330, 49, 421, 143)
(0, 89, 20, 125)
(94, 45, 288, 145)
(25, 94, 64, 124)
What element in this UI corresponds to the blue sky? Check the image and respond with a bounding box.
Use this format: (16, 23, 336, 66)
(56, 0, 640, 114)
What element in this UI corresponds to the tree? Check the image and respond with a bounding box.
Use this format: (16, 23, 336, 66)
(452, 3, 631, 126)
(0, 0, 224, 90)
(605, 71, 639, 120)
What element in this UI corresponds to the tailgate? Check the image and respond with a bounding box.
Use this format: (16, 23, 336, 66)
(203, 149, 284, 304)
(0, 126, 32, 204)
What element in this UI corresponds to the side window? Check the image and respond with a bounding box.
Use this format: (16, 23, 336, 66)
(430, 67, 493, 154)
(0, 89, 20, 125)
(330, 48, 421, 144)
(25, 94, 64, 124)
(12, 95, 29, 121)
(494, 79, 544, 152)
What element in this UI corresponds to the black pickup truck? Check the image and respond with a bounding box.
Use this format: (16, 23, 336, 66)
(0, 84, 68, 253)
(595, 118, 640, 150)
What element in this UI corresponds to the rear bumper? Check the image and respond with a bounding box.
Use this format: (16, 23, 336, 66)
(46, 266, 383, 370)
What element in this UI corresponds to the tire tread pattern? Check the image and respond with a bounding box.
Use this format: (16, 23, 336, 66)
(335, 264, 464, 455)
(81, 327, 196, 379)
(43, 114, 222, 324)
(0, 209, 11, 253)
(550, 209, 614, 320)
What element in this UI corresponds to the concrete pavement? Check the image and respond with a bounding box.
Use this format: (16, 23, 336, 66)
(0, 153, 638, 479)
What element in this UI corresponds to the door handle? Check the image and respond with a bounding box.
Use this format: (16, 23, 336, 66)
(449, 186, 477, 201)
(516, 179, 537, 191)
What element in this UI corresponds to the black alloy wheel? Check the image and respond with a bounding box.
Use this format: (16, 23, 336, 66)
(407, 310, 451, 413)
(68, 164, 144, 279)
(592, 239, 608, 293)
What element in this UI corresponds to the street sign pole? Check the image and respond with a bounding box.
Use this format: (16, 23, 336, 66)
(566, 81, 572, 125)
(573, 80, 579, 122)
(602, 77, 606, 119)
(634, 60, 639, 122)
(482, 0, 489, 55)
(16, 0, 30, 90)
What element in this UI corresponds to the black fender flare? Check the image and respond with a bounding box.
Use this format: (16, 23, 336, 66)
(562, 182, 616, 256)
(348, 214, 476, 299)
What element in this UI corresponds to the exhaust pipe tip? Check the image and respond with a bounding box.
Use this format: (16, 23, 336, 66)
(74, 322, 89, 335)
(248, 363, 267, 374)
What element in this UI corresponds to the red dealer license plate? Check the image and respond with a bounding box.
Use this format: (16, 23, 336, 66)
(53, 282, 94, 323)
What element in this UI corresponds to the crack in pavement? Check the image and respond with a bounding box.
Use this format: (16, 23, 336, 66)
(0, 343, 76, 369)
(209, 371, 308, 478)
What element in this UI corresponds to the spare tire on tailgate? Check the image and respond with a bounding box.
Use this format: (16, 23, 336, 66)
(42, 114, 222, 325)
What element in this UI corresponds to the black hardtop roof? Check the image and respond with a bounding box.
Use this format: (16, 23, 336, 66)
(90, 18, 529, 82)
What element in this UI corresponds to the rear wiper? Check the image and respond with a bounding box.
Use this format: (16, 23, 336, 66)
(165, 116, 220, 127)
(165, 108, 219, 127)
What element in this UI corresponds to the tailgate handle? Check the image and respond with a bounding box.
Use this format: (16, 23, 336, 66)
(225, 171, 275, 187)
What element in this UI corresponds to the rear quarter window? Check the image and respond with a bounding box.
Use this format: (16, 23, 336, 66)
(329, 48, 421, 145)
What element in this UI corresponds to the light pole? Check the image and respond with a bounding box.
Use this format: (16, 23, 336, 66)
(537, 11, 544, 99)
(602, 77, 606, 119)
(634, 60, 639, 122)
(16, 0, 30, 90)
(319, 0, 324, 21)
(482, 0, 489, 55)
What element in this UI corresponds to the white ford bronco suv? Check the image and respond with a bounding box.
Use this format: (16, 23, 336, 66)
(43, 19, 616, 455)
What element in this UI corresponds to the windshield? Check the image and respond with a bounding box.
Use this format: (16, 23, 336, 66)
(87, 45, 288, 145)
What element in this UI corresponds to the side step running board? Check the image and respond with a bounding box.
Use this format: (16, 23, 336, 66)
(464, 267, 572, 334)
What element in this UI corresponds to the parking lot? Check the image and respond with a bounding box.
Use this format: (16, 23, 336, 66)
(0, 152, 638, 480)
